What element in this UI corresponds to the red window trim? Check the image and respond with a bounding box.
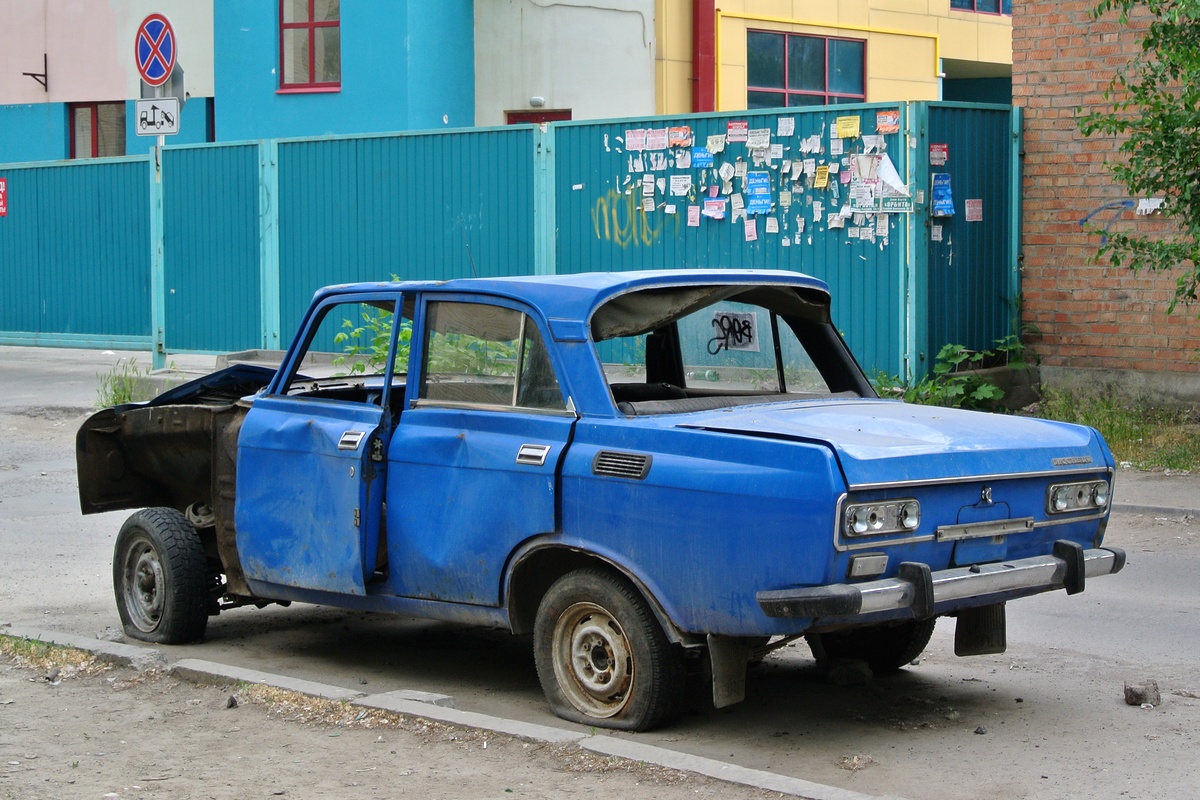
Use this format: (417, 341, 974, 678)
(279, 0, 341, 89)
(746, 31, 866, 107)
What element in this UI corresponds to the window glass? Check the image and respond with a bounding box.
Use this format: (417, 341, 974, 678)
(421, 302, 564, 410)
(282, 28, 309, 85)
(828, 39, 865, 96)
(282, 299, 406, 396)
(595, 292, 836, 402)
(282, 0, 307, 23)
(70, 103, 125, 159)
(747, 31, 785, 89)
(314, 26, 341, 83)
(786, 36, 825, 93)
(747, 31, 865, 106)
(280, 0, 341, 87)
(747, 90, 785, 110)
(71, 107, 92, 159)
(788, 93, 826, 107)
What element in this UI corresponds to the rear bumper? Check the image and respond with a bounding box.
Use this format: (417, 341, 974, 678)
(757, 541, 1126, 621)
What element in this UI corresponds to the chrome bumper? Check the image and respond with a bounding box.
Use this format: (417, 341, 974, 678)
(757, 542, 1126, 620)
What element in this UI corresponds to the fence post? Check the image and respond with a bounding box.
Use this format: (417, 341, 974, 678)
(149, 146, 166, 369)
(533, 125, 556, 276)
(259, 139, 281, 351)
(1008, 105, 1023, 326)
(906, 101, 931, 382)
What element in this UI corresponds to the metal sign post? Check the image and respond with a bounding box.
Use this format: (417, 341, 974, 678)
(135, 13, 177, 369)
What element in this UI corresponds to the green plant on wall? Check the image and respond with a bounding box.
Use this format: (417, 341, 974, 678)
(873, 339, 1014, 409)
(1079, 0, 1200, 321)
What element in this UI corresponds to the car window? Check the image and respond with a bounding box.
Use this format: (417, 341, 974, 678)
(281, 298, 409, 397)
(420, 301, 566, 411)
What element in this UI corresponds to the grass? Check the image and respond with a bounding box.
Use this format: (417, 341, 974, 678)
(0, 635, 111, 676)
(1036, 388, 1200, 471)
(95, 357, 153, 408)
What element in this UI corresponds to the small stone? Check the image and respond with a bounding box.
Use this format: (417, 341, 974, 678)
(974, 726, 987, 735)
(96, 627, 124, 643)
(226, 695, 238, 709)
(1124, 680, 1161, 707)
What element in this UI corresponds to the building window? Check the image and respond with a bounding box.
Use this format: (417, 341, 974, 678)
(280, 0, 341, 90)
(69, 103, 126, 159)
(950, 0, 1011, 13)
(747, 31, 865, 108)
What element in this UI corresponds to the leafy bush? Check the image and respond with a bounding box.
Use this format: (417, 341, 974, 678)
(872, 338, 1021, 409)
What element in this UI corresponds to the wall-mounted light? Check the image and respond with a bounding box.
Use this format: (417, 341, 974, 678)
(529, 96, 545, 108)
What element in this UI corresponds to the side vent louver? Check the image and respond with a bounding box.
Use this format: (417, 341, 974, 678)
(592, 450, 652, 480)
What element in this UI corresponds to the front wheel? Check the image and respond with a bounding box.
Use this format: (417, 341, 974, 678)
(533, 568, 683, 731)
(113, 507, 210, 644)
(807, 619, 936, 675)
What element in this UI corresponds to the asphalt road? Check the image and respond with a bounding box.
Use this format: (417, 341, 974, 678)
(2, 346, 1199, 799)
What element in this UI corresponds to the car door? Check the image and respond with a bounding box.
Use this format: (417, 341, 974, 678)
(387, 296, 576, 605)
(235, 292, 406, 596)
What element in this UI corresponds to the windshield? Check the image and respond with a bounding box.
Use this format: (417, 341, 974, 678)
(591, 284, 872, 414)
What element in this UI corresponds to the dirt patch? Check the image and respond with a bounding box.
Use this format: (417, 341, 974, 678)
(0, 643, 785, 800)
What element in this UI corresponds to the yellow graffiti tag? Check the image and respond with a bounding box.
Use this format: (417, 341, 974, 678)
(591, 185, 680, 248)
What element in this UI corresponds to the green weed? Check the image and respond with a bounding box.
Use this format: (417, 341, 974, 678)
(1038, 388, 1200, 470)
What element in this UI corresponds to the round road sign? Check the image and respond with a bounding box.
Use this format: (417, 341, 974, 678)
(135, 14, 177, 87)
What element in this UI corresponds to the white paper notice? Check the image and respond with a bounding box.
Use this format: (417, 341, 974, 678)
(747, 128, 771, 149)
(769, 144, 784, 161)
(718, 162, 736, 182)
(828, 214, 845, 229)
(765, 217, 779, 234)
(641, 174, 655, 196)
(669, 174, 692, 196)
(744, 217, 758, 242)
(664, 204, 676, 214)
(931, 224, 943, 242)
(707, 134, 726, 153)
(812, 201, 824, 222)
(778, 117, 795, 137)
(830, 138, 844, 156)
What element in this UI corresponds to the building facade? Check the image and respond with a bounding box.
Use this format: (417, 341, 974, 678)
(0, 0, 214, 162)
(1012, 0, 1200, 403)
(2, 0, 1014, 159)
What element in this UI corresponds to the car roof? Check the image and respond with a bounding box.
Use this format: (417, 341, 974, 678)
(311, 269, 831, 325)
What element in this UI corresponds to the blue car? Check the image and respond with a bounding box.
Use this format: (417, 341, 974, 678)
(77, 269, 1123, 730)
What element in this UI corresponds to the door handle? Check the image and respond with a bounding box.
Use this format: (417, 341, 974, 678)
(516, 443, 552, 466)
(338, 430, 367, 451)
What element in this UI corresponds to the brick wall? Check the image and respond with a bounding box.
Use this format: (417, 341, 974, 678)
(1013, 0, 1200, 398)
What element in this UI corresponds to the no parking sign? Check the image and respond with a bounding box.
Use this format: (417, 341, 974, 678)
(135, 14, 176, 87)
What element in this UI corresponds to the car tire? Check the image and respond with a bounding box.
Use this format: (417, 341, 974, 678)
(533, 568, 683, 731)
(807, 618, 937, 675)
(113, 507, 209, 644)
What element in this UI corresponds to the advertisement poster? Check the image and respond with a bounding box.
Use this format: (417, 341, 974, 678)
(932, 173, 954, 216)
(876, 110, 900, 134)
(0, 177, 6, 217)
(930, 143, 948, 166)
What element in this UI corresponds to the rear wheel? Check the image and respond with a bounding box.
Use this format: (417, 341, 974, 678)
(807, 619, 936, 674)
(533, 568, 683, 731)
(113, 507, 209, 644)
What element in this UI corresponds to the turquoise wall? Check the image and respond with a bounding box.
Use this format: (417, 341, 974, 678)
(0, 100, 210, 161)
(0, 104, 68, 162)
(214, 0, 475, 142)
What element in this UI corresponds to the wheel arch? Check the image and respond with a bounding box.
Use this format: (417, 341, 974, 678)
(505, 543, 694, 647)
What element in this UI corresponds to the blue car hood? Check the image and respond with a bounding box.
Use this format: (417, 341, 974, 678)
(679, 399, 1109, 488)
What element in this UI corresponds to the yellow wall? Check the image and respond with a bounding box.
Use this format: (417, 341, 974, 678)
(655, 0, 1012, 115)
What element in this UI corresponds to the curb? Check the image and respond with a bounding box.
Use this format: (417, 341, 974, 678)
(0, 623, 906, 800)
(1112, 503, 1199, 519)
